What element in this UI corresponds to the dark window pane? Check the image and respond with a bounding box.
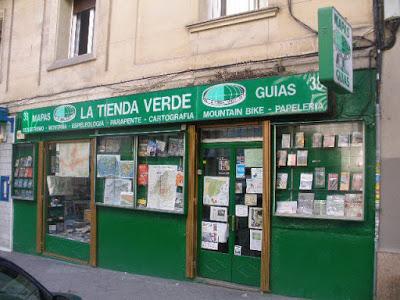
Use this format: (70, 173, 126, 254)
(78, 9, 90, 55)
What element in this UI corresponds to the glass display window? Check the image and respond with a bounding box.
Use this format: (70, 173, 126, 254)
(45, 141, 92, 243)
(95, 131, 185, 214)
(273, 121, 365, 221)
(96, 136, 135, 207)
(12, 143, 35, 201)
(136, 132, 185, 213)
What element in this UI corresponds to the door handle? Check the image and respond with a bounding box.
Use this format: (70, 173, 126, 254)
(230, 215, 236, 230)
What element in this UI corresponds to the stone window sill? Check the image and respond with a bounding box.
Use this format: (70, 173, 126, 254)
(48, 53, 96, 71)
(187, 7, 279, 33)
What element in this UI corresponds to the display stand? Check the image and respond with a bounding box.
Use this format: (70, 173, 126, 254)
(273, 121, 365, 221)
(12, 143, 35, 201)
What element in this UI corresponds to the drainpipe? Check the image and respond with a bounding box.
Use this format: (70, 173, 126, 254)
(372, 0, 384, 299)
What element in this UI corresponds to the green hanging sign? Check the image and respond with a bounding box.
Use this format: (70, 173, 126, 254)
(318, 7, 353, 93)
(21, 72, 327, 134)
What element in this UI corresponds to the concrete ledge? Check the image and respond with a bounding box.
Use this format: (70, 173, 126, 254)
(48, 53, 96, 71)
(187, 7, 279, 33)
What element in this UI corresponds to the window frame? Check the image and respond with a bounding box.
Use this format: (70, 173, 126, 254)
(95, 129, 187, 215)
(209, 0, 268, 20)
(69, 6, 95, 58)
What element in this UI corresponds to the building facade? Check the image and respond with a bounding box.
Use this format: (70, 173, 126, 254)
(0, 0, 388, 299)
(376, 2, 400, 298)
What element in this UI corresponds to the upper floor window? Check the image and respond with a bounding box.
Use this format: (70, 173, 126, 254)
(69, 0, 95, 58)
(207, 0, 268, 19)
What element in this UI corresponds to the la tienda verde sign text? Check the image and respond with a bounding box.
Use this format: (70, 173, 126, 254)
(22, 72, 327, 134)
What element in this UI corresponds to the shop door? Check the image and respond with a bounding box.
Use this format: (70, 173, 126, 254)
(40, 140, 95, 264)
(197, 142, 263, 287)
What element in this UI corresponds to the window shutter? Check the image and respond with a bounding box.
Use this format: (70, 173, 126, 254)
(73, 0, 96, 14)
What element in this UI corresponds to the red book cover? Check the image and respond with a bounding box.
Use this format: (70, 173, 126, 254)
(26, 167, 33, 178)
(138, 164, 148, 186)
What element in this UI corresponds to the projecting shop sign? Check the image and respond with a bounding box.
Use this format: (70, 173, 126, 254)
(318, 7, 353, 93)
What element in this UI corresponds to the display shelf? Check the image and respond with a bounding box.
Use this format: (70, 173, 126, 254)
(274, 212, 363, 221)
(95, 131, 186, 214)
(12, 143, 35, 201)
(273, 121, 365, 221)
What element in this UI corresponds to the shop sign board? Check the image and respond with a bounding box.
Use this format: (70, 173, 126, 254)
(21, 72, 327, 134)
(318, 7, 353, 93)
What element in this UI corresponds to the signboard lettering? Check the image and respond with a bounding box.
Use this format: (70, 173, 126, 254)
(21, 73, 327, 134)
(318, 7, 353, 93)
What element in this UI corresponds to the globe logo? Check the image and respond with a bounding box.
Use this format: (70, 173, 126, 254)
(53, 105, 77, 123)
(202, 83, 246, 108)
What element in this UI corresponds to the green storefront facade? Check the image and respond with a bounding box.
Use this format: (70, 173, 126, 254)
(12, 69, 376, 299)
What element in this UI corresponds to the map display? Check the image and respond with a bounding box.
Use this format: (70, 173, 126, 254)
(118, 160, 134, 178)
(147, 165, 178, 211)
(58, 142, 90, 177)
(203, 176, 229, 206)
(103, 178, 132, 205)
(97, 155, 120, 177)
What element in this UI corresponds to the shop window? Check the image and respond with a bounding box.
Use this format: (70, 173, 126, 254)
(207, 0, 268, 19)
(46, 142, 91, 243)
(12, 144, 35, 201)
(96, 132, 185, 214)
(273, 121, 365, 221)
(201, 125, 263, 143)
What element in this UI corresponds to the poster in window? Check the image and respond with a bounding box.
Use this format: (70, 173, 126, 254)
(250, 229, 262, 251)
(138, 164, 148, 186)
(168, 138, 184, 156)
(58, 142, 90, 177)
(203, 176, 229, 206)
(326, 195, 345, 217)
(120, 192, 134, 206)
(246, 178, 262, 194)
(118, 161, 134, 178)
(218, 157, 230, 175)
(201, 221, 218, 250)
(295, 132, 305, 148)
(103, 178, 132, 206)
(97, 155, 120, 178)
(210, 206, 228, 222)
(328, 173, 339, 190)
(244, 149, 263, 168)
(176, 170, 184, 187)
(248, 207, 263, 229)
(312, 133, 323, 148)
(147, 165, 178, 211)
(281, 134, 291, 149)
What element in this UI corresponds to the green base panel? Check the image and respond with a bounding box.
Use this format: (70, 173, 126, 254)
(13, 200, 37, 255)
(97, 206, 186, 280)
(270, 228, 374, 300)
(45, 235, 90, 262)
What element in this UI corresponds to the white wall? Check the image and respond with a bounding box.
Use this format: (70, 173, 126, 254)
(0, 118, 13, 251)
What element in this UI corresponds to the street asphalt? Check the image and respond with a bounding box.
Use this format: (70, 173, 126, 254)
(0, 251, 301, 300)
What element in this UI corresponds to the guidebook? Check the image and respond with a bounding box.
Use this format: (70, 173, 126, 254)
(277, 150, 287, 167)
(312, 132, 323, 148)
(340, 172, 350, 191)
(295, 132, 305, 148)
(299, 173, 313, 190)
(327, 173, 339, 191)
(296, 150, 308, 166)
(314, 167, 325, 188)
(281, 134, 291, 149)
(297, 193, 314, 215)
(276, 173, 288, 190)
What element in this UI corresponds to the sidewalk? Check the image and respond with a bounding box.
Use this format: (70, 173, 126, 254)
(0, 251, 301, 300)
